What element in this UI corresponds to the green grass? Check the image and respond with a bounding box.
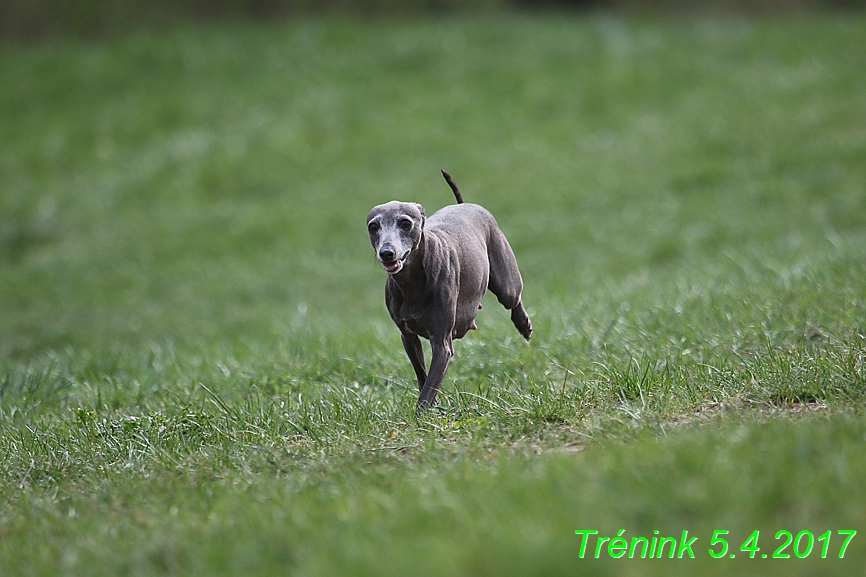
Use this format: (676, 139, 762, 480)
(2, 12, 866, 576)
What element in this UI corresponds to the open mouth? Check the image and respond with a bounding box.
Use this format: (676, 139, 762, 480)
(382, 259, 403, 274)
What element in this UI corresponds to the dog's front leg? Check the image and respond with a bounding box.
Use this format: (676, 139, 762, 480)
(417, 333, 453, 409)
(401, 332, 427, 392)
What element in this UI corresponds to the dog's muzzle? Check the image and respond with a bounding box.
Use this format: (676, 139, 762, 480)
(378, 246, 408, 274)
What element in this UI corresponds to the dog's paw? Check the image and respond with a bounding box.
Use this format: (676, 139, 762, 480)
(511, 306, 532, 341)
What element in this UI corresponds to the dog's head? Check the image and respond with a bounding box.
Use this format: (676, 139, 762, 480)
(366, 201, 425, 275)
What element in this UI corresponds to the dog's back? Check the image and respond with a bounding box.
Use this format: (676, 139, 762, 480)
(426, 203, 497, 242)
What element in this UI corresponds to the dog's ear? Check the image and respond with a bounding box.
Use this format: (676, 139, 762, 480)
(414, 203, 426, 228)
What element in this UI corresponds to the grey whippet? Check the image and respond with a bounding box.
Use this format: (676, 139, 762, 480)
(366, 171, 532, 408)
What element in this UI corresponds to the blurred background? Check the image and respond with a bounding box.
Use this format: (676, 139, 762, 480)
(2, 0, 864, 40)
(2, 0, 865, 362)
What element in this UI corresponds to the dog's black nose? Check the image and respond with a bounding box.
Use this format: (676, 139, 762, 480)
(379, 248, 395, 262)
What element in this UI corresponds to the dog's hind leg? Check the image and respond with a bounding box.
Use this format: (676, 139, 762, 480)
(486, 228, 532, 340)
(509, 300, 532, 341)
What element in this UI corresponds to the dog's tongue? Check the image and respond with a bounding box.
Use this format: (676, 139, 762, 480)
(383, 260, 400, 272)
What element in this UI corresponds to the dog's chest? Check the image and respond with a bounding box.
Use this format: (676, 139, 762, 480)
(392, 302, 430, 338)
(386, 287, 482, 341)
(385, 283, 428, 336)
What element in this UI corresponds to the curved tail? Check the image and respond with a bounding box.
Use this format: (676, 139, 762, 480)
(440, 170, 464, 204)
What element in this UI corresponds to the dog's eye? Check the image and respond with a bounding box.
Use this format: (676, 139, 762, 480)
(368, 222, 380, 233)
(398, 219, 412, 231)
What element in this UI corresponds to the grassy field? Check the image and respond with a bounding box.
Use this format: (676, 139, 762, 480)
(1, 12, 865, 576)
